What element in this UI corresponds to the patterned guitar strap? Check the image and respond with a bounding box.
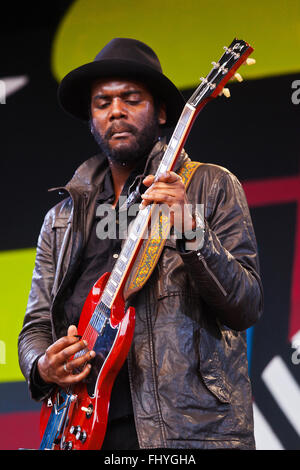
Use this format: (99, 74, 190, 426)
(123, 159, 202, 300)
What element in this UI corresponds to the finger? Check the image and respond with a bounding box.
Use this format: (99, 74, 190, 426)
(67, 324, 78, 337)
(144, 176, 184, 194)
(143, 172, 181, 186)
(140, 192, 176, 210)
(66, 349, 96, 372)
(143, 182, 183, 197)
(156, 171, 182, 184)
(56, 339, 89, 364)
(142, 174, 155, 187)
(45, 334, 82, 356)
(68, 324, 82, 341)
(142, 179, 184, 200)
(62, 361, 72, 374)
(63, 363, 92, 385)
(141, 193, 176, 205)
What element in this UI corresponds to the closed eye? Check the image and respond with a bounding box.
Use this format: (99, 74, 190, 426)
(125, 99, 141, 105)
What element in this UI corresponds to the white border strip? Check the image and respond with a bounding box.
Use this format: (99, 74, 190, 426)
(262, 355, 300, 436)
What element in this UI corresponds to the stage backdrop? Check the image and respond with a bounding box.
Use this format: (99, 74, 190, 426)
(1, 0, 300, 450)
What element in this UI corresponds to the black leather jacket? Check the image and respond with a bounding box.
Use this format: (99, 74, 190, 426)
(18, 140, 263, 449)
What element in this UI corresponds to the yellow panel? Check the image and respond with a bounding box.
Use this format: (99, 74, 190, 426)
(0, 248, 36, 383)
(51, 0, 300, 90)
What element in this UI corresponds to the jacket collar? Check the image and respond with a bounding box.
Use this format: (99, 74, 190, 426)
(51, 137, 189, 198)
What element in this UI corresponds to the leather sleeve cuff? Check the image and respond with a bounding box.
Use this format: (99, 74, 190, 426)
(175, 218, 207, 253)
(29, 355, 53, 401)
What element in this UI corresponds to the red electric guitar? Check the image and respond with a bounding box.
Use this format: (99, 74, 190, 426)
(39, 38, 254, 450)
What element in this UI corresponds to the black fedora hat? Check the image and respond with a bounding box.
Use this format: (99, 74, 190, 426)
(57, 38, 185, 127)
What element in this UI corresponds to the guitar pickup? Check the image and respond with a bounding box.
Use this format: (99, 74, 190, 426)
(99, 318, 108, 336)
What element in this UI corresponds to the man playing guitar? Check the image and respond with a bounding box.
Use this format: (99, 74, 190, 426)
(18, 38, 262, 450)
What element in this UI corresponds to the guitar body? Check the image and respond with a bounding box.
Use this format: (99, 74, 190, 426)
(39, 272, 135, 450)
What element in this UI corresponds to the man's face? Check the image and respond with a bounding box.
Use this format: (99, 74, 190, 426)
(90, 78, 166, 166)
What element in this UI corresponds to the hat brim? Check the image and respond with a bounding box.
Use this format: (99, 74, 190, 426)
(57, 59, 185, 127)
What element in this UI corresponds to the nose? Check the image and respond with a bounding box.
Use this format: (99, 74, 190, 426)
(109, 97, 127, 121)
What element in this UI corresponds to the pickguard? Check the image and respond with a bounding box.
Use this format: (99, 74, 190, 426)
(85, 320, 118, 397)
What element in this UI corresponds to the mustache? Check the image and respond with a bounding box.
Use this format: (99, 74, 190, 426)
(104, 122, 138, 140)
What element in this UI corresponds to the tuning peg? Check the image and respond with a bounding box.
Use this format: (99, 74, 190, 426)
(219, 87, 231, 98)
(244, 58, 256, 66)
(234, 72, 243, 82)
(199, 77, 208, 84)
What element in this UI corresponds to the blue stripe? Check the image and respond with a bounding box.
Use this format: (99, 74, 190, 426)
(0, 381, 41, 414)
(247, 326, 254, 375)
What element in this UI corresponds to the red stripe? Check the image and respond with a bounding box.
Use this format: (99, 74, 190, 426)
(0, 411, 40, 450)
(242, 175, 300, 341)
(289, 204, 300, 340)
(242, 175, 300, 207)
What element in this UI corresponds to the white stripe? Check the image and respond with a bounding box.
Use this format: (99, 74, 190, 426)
(262, 355, 300, 436)
(253, 402, 284, 450)
(0, 75, 29, 102)
(291, 329, 300, 349)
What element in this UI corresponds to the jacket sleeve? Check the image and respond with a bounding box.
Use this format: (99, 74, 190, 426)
(18, 210, 56, 400)
(178, 169, 263, 331)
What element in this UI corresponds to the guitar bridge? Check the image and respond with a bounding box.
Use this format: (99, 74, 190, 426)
(99, 317, 108, 336)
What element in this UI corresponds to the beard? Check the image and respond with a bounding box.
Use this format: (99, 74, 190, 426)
(89, 116, 159, 167)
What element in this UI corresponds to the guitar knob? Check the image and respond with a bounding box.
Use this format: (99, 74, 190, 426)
(81, 404, 93, 418)
(70, 425, 81, 435)
(75, 430, 87, 443)
(63, 441, 73, 450)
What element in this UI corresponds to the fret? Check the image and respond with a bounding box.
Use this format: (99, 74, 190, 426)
(102, 292, 112, 305)
(173, 107, 194, 138)
(111, 270, 121, 283)
(106, 287, 114, 297)
(156, 105, 195, 178)
(116, 259, 126, 270)
(125, 237, 135, 251)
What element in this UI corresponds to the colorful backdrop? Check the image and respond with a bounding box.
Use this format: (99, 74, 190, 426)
(1, 0, 300, 450)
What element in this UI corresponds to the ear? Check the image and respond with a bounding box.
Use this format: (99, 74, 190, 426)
(158, 102, 167, 126)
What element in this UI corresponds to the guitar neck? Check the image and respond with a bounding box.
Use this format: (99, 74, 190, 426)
(98, 103, 198, 312)
(87, 37, 254, 329)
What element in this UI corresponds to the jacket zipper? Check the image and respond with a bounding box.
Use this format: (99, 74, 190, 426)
(196, 252, 228, 297)
(145, 289, 167, 447)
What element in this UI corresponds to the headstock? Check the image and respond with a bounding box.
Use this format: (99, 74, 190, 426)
(188, 38, 255, 108)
